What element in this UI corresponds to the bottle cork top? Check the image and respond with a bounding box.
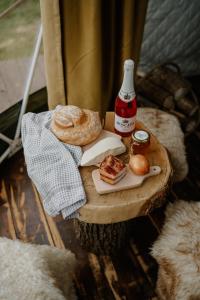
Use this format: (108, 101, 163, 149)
(124, 59, 134, 69)
(119, 59, 135, 101)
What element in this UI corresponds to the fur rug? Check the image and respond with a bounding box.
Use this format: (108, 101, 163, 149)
(137, 108, 188, 182)
(151, 200, 200, 299)
(0, 238, 77, 300)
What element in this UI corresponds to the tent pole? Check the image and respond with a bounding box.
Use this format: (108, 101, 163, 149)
(14, 24, 43, 139)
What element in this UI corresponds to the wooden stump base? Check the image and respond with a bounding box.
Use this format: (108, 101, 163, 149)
(74, 219, 130, 255)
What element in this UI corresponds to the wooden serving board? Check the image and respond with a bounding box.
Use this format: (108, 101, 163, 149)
(92, 166, 161, 194)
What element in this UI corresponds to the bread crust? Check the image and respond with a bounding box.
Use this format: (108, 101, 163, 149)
(51, 105, 102, 146)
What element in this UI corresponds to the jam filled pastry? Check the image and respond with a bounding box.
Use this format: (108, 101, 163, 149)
(99, 155, 127, 185)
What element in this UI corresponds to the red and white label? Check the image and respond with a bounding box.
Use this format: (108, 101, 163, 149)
(114, 114, 136, 133)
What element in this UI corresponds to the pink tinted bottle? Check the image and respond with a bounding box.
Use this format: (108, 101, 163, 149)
(114, 59, 137, 137)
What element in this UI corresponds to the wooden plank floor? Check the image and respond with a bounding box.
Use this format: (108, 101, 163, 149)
(0, 128, 200, 299)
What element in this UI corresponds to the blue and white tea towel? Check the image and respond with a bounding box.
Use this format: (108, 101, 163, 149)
(21, 111, 86, 219)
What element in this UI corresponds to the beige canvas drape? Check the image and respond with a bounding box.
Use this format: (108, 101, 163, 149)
(40, 0, 148, 117)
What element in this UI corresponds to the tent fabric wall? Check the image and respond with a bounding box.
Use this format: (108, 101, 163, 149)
(40, 0, 148, 117)
(139, 0, 200, 76)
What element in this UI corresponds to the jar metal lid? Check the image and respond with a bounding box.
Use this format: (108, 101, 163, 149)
(132, 130, 150, 143)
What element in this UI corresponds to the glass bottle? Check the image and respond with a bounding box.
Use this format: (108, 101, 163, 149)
(114, 59, 137, 137)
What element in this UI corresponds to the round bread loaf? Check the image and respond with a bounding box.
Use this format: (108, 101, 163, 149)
(51, 105, 102, 146)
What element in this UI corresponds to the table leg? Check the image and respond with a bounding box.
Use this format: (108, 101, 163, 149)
(74, 219, 130, 255)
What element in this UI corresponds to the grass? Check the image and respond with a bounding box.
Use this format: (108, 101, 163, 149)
(0, 0, 16, 14)
(0, 0, 41, 60)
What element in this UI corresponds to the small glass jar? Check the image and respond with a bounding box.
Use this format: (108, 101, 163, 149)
(130, 130, 150, 155)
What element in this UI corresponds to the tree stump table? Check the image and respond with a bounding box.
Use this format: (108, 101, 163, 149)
(74, 112, 173, 254)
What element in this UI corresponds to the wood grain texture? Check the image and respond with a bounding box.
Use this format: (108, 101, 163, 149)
(0, 152, 55, 245)
(101, 255, 126, 300)
(0, 180, 16, 239)
(78, 112, 173, 224)
(74, 219, 129, 255)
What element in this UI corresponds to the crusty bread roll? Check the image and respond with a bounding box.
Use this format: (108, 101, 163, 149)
(51, 105, 102, 146)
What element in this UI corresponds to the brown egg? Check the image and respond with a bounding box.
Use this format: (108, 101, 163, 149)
(129, 154, 150, 175)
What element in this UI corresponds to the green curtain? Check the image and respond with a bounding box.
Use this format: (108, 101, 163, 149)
(40, 0, 148, 118)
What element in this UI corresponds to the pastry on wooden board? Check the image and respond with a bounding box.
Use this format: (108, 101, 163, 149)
(51, 105, 102, 146)
(99, 155, 127, 185)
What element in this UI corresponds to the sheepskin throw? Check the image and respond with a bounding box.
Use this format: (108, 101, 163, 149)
(0, 238, 77, 300)
(137, 108, 188, 182)
(151, 200, 200, 300)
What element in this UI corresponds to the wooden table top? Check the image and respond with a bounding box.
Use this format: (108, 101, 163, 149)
(78, 112, 173, 224)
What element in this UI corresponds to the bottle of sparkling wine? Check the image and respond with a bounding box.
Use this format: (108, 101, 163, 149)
(114, 59, 137, 137)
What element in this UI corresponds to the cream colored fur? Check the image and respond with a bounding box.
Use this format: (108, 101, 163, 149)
(151, 200, 200, 300)
(137, 108, 188, 182)
(0, 238, 77, 300)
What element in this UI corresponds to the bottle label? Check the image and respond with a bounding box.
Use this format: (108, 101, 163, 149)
(115, 114, 136, 133)
(119, 90, 135, 102)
